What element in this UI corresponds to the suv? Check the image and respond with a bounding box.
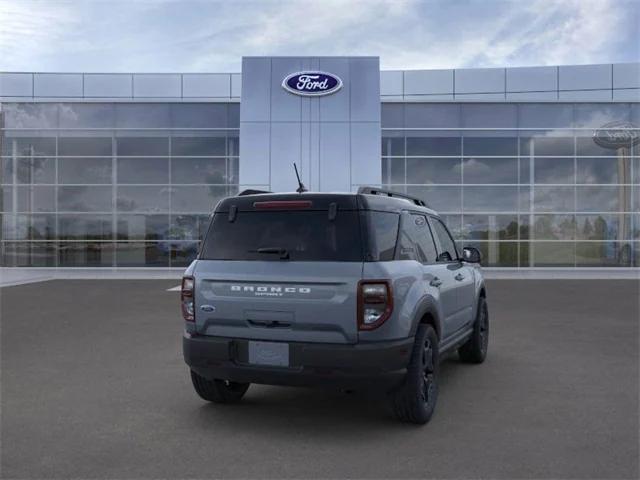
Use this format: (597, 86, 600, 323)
(182, 187, 488, 424)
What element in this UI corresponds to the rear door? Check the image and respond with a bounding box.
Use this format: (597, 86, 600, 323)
(428, 216, 476, 333)
(398, 212, 459, 338)
(193, 207, 363, 344)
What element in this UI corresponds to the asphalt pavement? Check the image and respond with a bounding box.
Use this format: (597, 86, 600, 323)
(1, 279, 638, 479)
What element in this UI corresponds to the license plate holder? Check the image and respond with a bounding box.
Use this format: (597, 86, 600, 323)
(248, 341, 289, 367)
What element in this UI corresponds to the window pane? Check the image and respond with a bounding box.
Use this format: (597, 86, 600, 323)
(171, 185, 227, 213)
(520, 136, 574, 156)
(58, 214, 113, 240)
(117, 158, 169, 184)
(201, 211, 363, 262)
(576, 186, 629, 212)
(407, 158, 461, 184)
(518, 104, 573, 129)
(463, 137, 518, 156)
(462, 214, 519, 240)
(576, 157, 629, 184)
(170, 214, 210, 241)
(2, 242, 57, 267)
(441, 214, 462, 239)
(12, 157, 56, 184)
(430, 217, 458, 261)
(463, 186, 519, 212)
(58, 242, 114, 267)
(531, 242, 575, 266)
(406, 186, 461, 212)
(59, 104, 114, 128)
(533, 215, 576, 240)
(405, 104, 461, 128)
(115, 242, 170, 266)
(171, 136, 226, 156)
(117, 214, 169, 241)
(116, 137, 168, 156)
(576, 214, 632, 240)
(171, 157, 227, 184)
(1, 136, 56, 156)
(14, 186, 56, 212)
(461, 104, 517, 128)
(534, 158, 574, 184)
(463, 157, 518, 184)
(58, 137, 112, 156)
(406, 135, 461, 156)
(576, 242, 632, 267)
(116, 186, 170, 213)
(367, 211, 400, 261)
(115, 104, 171, 128)
(171, 103, 228, 128)
(574, 104, 631, 128)
(463, 241, 518, 267)
(534, 186, 575, 212)
(576, 136, 622, 156)
(58, 186, 112, 212)
(381, 134, 404, 156)
(2, 104, 58, 128)
(382, 157, 405, 185)
(170, 241, 199, 267)
(381, 104, 403, 128)
(58, 158, 112, 184)
(1, 214, 55, 240)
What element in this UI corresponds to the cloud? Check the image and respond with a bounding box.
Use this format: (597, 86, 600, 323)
(0, 0, 637, 72)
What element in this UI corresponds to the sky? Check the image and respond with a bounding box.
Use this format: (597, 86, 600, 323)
(0, 0, 638, 73)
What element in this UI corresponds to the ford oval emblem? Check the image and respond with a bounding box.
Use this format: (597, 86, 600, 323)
(282, 71, 342, 97)
(593, 121, 639, 149)
(200, 305, 215, 313)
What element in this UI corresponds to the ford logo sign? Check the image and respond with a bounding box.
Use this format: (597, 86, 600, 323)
(593, 121, 639, 149)
(282, 71, 342, 97)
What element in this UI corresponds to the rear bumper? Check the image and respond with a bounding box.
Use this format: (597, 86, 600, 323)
(183, 332, 413, 390)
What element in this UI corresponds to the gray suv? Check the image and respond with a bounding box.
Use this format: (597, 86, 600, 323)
(182, 187, 488, 424)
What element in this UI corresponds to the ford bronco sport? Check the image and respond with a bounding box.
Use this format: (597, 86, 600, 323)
(182, 187, 488, 424)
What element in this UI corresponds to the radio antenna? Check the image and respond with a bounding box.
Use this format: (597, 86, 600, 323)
(293, 163, 307, 193)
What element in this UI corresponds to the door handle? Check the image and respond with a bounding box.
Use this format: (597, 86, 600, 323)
(454, 273, 465, 281)
(429, 277, 442, 287)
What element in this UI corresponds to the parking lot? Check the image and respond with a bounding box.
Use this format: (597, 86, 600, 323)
(1, 279, 638, 479)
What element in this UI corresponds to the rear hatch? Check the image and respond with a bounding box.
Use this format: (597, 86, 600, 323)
(193, 196, 364, 344)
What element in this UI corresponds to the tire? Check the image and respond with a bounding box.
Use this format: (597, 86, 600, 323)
(390, 324, 439, 425)
(190, 370, 250, 404)
(458, 296, 489, 364)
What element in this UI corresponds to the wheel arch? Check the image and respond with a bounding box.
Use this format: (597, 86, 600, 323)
(410, 296, 443, 340)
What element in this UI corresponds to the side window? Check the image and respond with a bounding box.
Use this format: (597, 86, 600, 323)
(397, 213, 437, 263)
(367, 211, 399, 261)
(431, 218, 458, 262)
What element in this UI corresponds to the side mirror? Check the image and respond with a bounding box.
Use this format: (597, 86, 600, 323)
(462, 246, 482, 264)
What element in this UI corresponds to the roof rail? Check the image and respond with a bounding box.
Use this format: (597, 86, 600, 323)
(238, 189, 272, 196)
(357, 186, 428, 207)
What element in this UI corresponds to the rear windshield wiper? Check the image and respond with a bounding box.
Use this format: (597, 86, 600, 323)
(249, 247, 290, 260)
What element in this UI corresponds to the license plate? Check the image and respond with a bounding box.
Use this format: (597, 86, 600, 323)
(248, 341, 289, 367)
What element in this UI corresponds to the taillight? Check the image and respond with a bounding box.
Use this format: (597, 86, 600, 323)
(358, 280, 393, 330)
(181, 276, 195, 322)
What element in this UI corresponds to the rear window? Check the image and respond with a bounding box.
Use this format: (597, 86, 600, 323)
(201, 210, 363, 261)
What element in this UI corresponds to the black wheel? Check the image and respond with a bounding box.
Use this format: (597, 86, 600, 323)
(458, 296, 489, 364)
(390, 324, 439, 425)
(190, 370, 250, 404)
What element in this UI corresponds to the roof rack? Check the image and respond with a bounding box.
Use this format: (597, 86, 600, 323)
(238, 189, 272, 196)
(357, 186, 428, 207)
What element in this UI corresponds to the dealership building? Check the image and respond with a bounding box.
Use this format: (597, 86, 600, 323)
(0, 57, 638, 270)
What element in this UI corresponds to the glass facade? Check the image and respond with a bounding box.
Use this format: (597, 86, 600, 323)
(0, 103, 239, 267)
(1, 100, 638, 268)
(382, 103, 640, 267)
